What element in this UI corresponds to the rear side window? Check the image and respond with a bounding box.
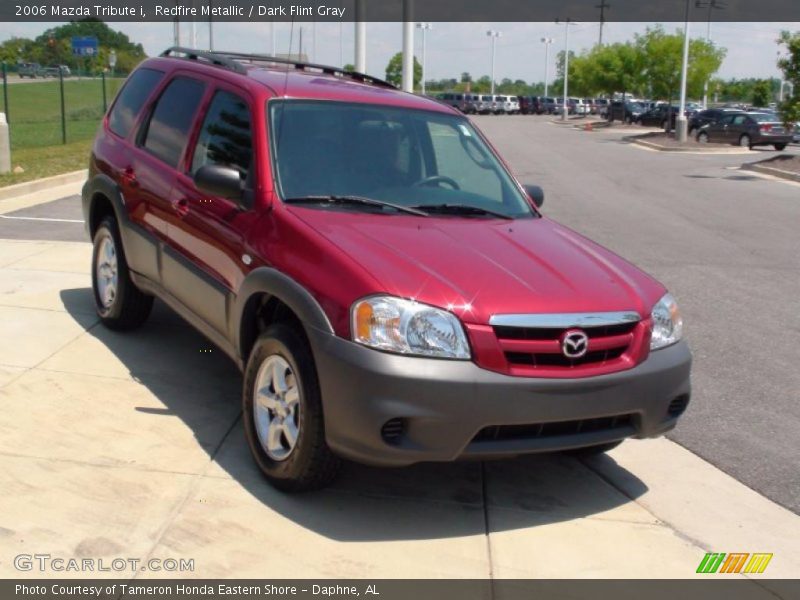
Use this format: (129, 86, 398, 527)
(108, 68, 164, 138)
(191, 90, 253, 182)
(142, 77, 206, 168)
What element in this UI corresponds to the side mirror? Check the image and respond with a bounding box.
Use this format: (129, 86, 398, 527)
(193, 164, 243, 201)
(524, 184, 545, 209)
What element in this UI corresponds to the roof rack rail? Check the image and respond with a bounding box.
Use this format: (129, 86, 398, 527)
(160, 47, 396, 90)
(160, 47, 247, 74)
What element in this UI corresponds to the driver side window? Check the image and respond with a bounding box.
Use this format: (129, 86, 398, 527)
(427, 121, 502, 202)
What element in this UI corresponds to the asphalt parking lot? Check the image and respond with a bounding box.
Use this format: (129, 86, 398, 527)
(0, 118, 799, 583)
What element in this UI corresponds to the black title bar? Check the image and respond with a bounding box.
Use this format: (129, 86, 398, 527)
(4, 0, 800, 22)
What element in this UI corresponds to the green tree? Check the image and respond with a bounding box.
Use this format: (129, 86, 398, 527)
(751, 80, 772, 107)
(0, 37, 32, 66)
(777, 30, 800, 126)
(384, 52, 422, 89)
(343, 63, 355, 72)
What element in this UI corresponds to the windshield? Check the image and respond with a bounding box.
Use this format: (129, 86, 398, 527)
(269, 100, 534, 219)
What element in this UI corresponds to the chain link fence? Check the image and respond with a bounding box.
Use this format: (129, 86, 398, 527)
(1, 63, 125, 149)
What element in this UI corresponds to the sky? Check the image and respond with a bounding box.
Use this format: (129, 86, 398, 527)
(0, 21, 795, 83)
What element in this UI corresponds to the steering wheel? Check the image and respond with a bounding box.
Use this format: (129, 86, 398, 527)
(412, 175, 461, 190)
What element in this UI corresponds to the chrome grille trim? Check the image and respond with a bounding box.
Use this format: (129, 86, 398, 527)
(489, 311, 640, 329)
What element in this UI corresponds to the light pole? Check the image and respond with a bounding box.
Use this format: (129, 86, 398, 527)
(541, 37, 554, 98)
(596, 1, 610, 46)
(555, 18, 576, 121)
(417, 23, 432, 95)
(696, 0, 725, 108)
(676, 0, 691, 142)
(355, 0, 367, 73)
(487, 30, 501, 96)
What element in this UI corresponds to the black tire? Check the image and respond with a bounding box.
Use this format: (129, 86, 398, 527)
(243, 323, 341, 492)
(774, 143, 787, 151)
(91, 216, 153, 330)
(739, 134, 752, 149)
(566, 440, 623, 457)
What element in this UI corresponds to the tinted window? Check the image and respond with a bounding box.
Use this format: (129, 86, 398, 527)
(108, 68, 164, 138)
(142, 77, 206, 168)
(191, 91, 253, 183)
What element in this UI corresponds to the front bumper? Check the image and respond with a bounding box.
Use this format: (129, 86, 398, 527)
(308, 328, 692, 467)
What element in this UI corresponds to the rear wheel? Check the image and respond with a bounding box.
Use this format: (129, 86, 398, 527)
(697, 131, 709, 143)
(92, 216, 153, 330)
(243, 324, 341, 492)
(739, 134, 752, 149)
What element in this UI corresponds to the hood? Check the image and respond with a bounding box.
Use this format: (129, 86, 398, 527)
(287, 208, 666, 325)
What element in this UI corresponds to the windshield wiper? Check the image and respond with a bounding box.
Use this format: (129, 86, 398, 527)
(284, 195, 428, 217)
(409, 203, 513, 220)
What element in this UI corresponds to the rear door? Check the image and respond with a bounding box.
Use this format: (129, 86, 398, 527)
(168, 84, 259, 336)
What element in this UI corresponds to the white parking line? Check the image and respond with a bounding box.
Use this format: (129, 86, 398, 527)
(0, 215, 84, 223)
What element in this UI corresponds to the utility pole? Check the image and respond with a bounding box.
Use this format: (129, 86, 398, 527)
(417, 23, 432, 95)
(487, 30, 501, 96)
(695, 0, 726, 108)
(401, 1, 414, 93)
(355, 0, 366, 73)
(555, 18, 576, 121)
(270, 21, 276, 57)
(676, 0, 691, 142)
(596, 1, 610, 46)
(541, 37, 554, 97)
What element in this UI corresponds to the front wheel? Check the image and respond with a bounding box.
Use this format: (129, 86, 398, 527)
(92, 216, 153, 330)
(243, 324, 341, 492)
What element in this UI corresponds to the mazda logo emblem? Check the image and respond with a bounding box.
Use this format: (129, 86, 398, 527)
(561, 329, 589, 358)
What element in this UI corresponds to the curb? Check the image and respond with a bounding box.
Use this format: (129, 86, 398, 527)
(741, 160, 800, 183)
(626, 137, 752, 154)
(0, 170, 87, 202)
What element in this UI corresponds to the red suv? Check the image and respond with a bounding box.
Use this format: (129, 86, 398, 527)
(83, 49, 691, 491)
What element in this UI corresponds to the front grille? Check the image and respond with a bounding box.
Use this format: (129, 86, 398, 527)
(493, 321, 637, 371)
(473, 414, 634, 443)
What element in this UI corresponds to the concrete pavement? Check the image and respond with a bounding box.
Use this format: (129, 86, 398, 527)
(0, 120, 799, 585)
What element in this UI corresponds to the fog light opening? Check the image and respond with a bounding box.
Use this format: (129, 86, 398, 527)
(668, 394, 690, 418)
(381, 418, 405, 445)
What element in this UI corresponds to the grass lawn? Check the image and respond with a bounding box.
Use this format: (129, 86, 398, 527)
(0, 77, 124, 187)
(0, 140, 92, 187)
(2, 77, 124, 149)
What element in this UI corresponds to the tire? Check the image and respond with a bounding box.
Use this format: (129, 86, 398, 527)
(91, 216, 153, 330)
(774, 143, 787, 151)
(739, 134, 752, 149)
(243, 323, 342, 492)
(697, 131, 709, 143)
(565, 440, 623, 457)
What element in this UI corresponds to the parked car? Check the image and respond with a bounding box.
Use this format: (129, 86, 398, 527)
(688, 108, 742, 136)
(594, 98, 610, 118)
(42, 65, 72, 78)
(553, 97, 577, 116)
(572, 98, 589, 115)
(583, 98, 597, 115)
(793, 122, 800, 143)
(637, 105, 697, 130)
(440, 92, 474, 114)
(608, 100, 644, 123)
(518, 96, 543, 115)
(477, 94, 495, 114)
(696, 112, 793, 149)
(499, 95, 520, 114)
(18, 62, 42, 78)
(540, 96, 557, 114)
(83, 48, 691, 491)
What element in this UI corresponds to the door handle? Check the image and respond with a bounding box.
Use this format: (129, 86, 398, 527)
(121, 168, 138, 188)
(173, 198, 190, 217)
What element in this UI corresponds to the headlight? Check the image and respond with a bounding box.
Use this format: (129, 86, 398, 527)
(650, 293, 683, 350)
(352, 296, 471, 359)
